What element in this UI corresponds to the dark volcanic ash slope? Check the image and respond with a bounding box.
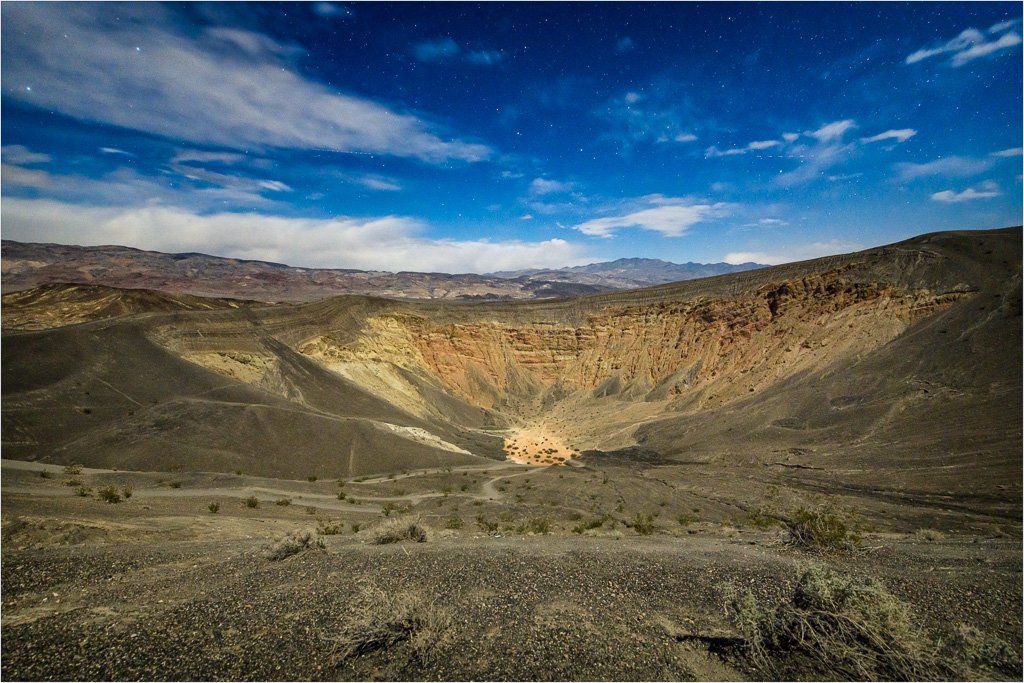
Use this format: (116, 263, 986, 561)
(2, 228, 1020, 513)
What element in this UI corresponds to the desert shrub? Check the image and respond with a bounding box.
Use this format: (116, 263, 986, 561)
(306, 506, 316, 515)
(337, 491, 347, 500)
(275, 498, 292, 506)
(726, 565, 1024, 680)
(351, 523, 361, 533)
(628, 513, 656, 536)
(677, 513, 700, 526)
(39, 470, 53, 479)
(524, 517, 550, 534)
(318, 521, 344, 535)
(445, 514, 464, 530)
(208, 502, 220, 513)
(307, 475, 318, 482)
(784, 506, 859, 551)
(121, 483, 134, 499)
(167, 480, 182, 489)
(63, 464, 83, 475)
(64, 478, 82, 487)
(75, 486, 91, 497)
(265, 529, 325, 561)
(373, 518, 430, 545)
(381, 501, 397, 517)
(327, 587, 450, 664)
(914, 528, 945, 542)
(475, 515, 498, 533)
(726, 565, 939, 680)
(243, 495, 260, 508)
(747, 507, 780, 529)
(97, 485, 121, 504)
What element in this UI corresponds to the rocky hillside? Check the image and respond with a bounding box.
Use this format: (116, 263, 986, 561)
(489, 257, 766, 289)
(0, 240, 610, 303)
(3, 228, 1020, 515)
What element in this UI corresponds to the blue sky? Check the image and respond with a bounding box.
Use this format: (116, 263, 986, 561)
(2, 2, 1021, 273)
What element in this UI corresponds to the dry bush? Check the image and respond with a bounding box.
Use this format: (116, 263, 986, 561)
(373, 518, 429, 545)
(724, 564, 1021, 680)
(913, 528, 945, 542)
(97, 485, 121, 504)
(265, 529, 325, 561)
(328, 586, 450, 664)
(784, 506, 860, 552)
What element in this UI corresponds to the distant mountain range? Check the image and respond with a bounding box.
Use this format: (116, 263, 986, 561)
(1, 240, 766, 303)
(489, 257, 766, 290)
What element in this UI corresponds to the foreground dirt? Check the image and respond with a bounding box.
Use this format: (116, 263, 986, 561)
(2, 462, 1021, 681)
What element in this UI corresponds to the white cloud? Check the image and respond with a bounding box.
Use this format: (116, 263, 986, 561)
(805, 120, 857, 142)
(519, 214, 533, 220)
(673, 133, 698, 143)
(775, 141, 855, 188)
(896, 156, 996, 180)
(782, 132, 799, 143)
(100, 148, 134, 157)
(170, 149, 248, 165)
(2, 144, 51, 165)
(570, 196, 730, 238)
(0, 198, 587, 273)
(624, 91, 643, 104)
(931, 183, 1001, 202)
(1, 4, 492, 164)
(2, 163, 51, 188)
(906, 26, 1022, 66)
(705, 139, 781, 157)
(991, 147, 1023, 157)
(989, 18, 1022, 34)
(861, 129, 917, 144)
(529, 178, 574, 196)
(724, 239, 863, 266)
(951, 31, 1022, 66)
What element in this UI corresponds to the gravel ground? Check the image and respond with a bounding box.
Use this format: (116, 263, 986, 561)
(2, 530, 1021, 681)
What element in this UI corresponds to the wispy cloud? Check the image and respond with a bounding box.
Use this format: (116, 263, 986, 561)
(170, 149, 249, 165)
(931, 181, 1001, 202)
(705, 140, 780, 157)
(860, 129, 917, 144)
(991, 147, 1023, 157)
(529, 178, 575, 196)
(1, 4, 492, 164)
(2, 164, 51, 188)
(906, 22, 1022, 67)
(412, 37, 503, 66)
(312, 3, 352, 18)
(775, 120, 859, 188)
(616, 36, 635, 52)
(596, 90, 699, 149)
(412, 38, 461, 62)
(805, 120, 857, 143)
(2, 144, 52, 165)
(570, 195, 731, 238)
(1, 198, 587, 273)
(896, 156, 996, 180)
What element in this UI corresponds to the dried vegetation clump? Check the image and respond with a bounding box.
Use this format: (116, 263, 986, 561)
(265, 529, 325, 561)
(373, 518, 430, 545)
(327, 586, 450, 664)
(725, 565, 1021, 680)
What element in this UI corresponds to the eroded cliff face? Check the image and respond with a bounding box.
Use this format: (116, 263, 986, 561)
(297, 267, 970, 416)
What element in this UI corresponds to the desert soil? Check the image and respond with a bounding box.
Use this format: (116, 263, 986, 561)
(2, 459, 1020, 681)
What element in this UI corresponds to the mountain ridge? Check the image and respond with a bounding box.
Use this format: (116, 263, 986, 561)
(1, 239, 767, 303)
